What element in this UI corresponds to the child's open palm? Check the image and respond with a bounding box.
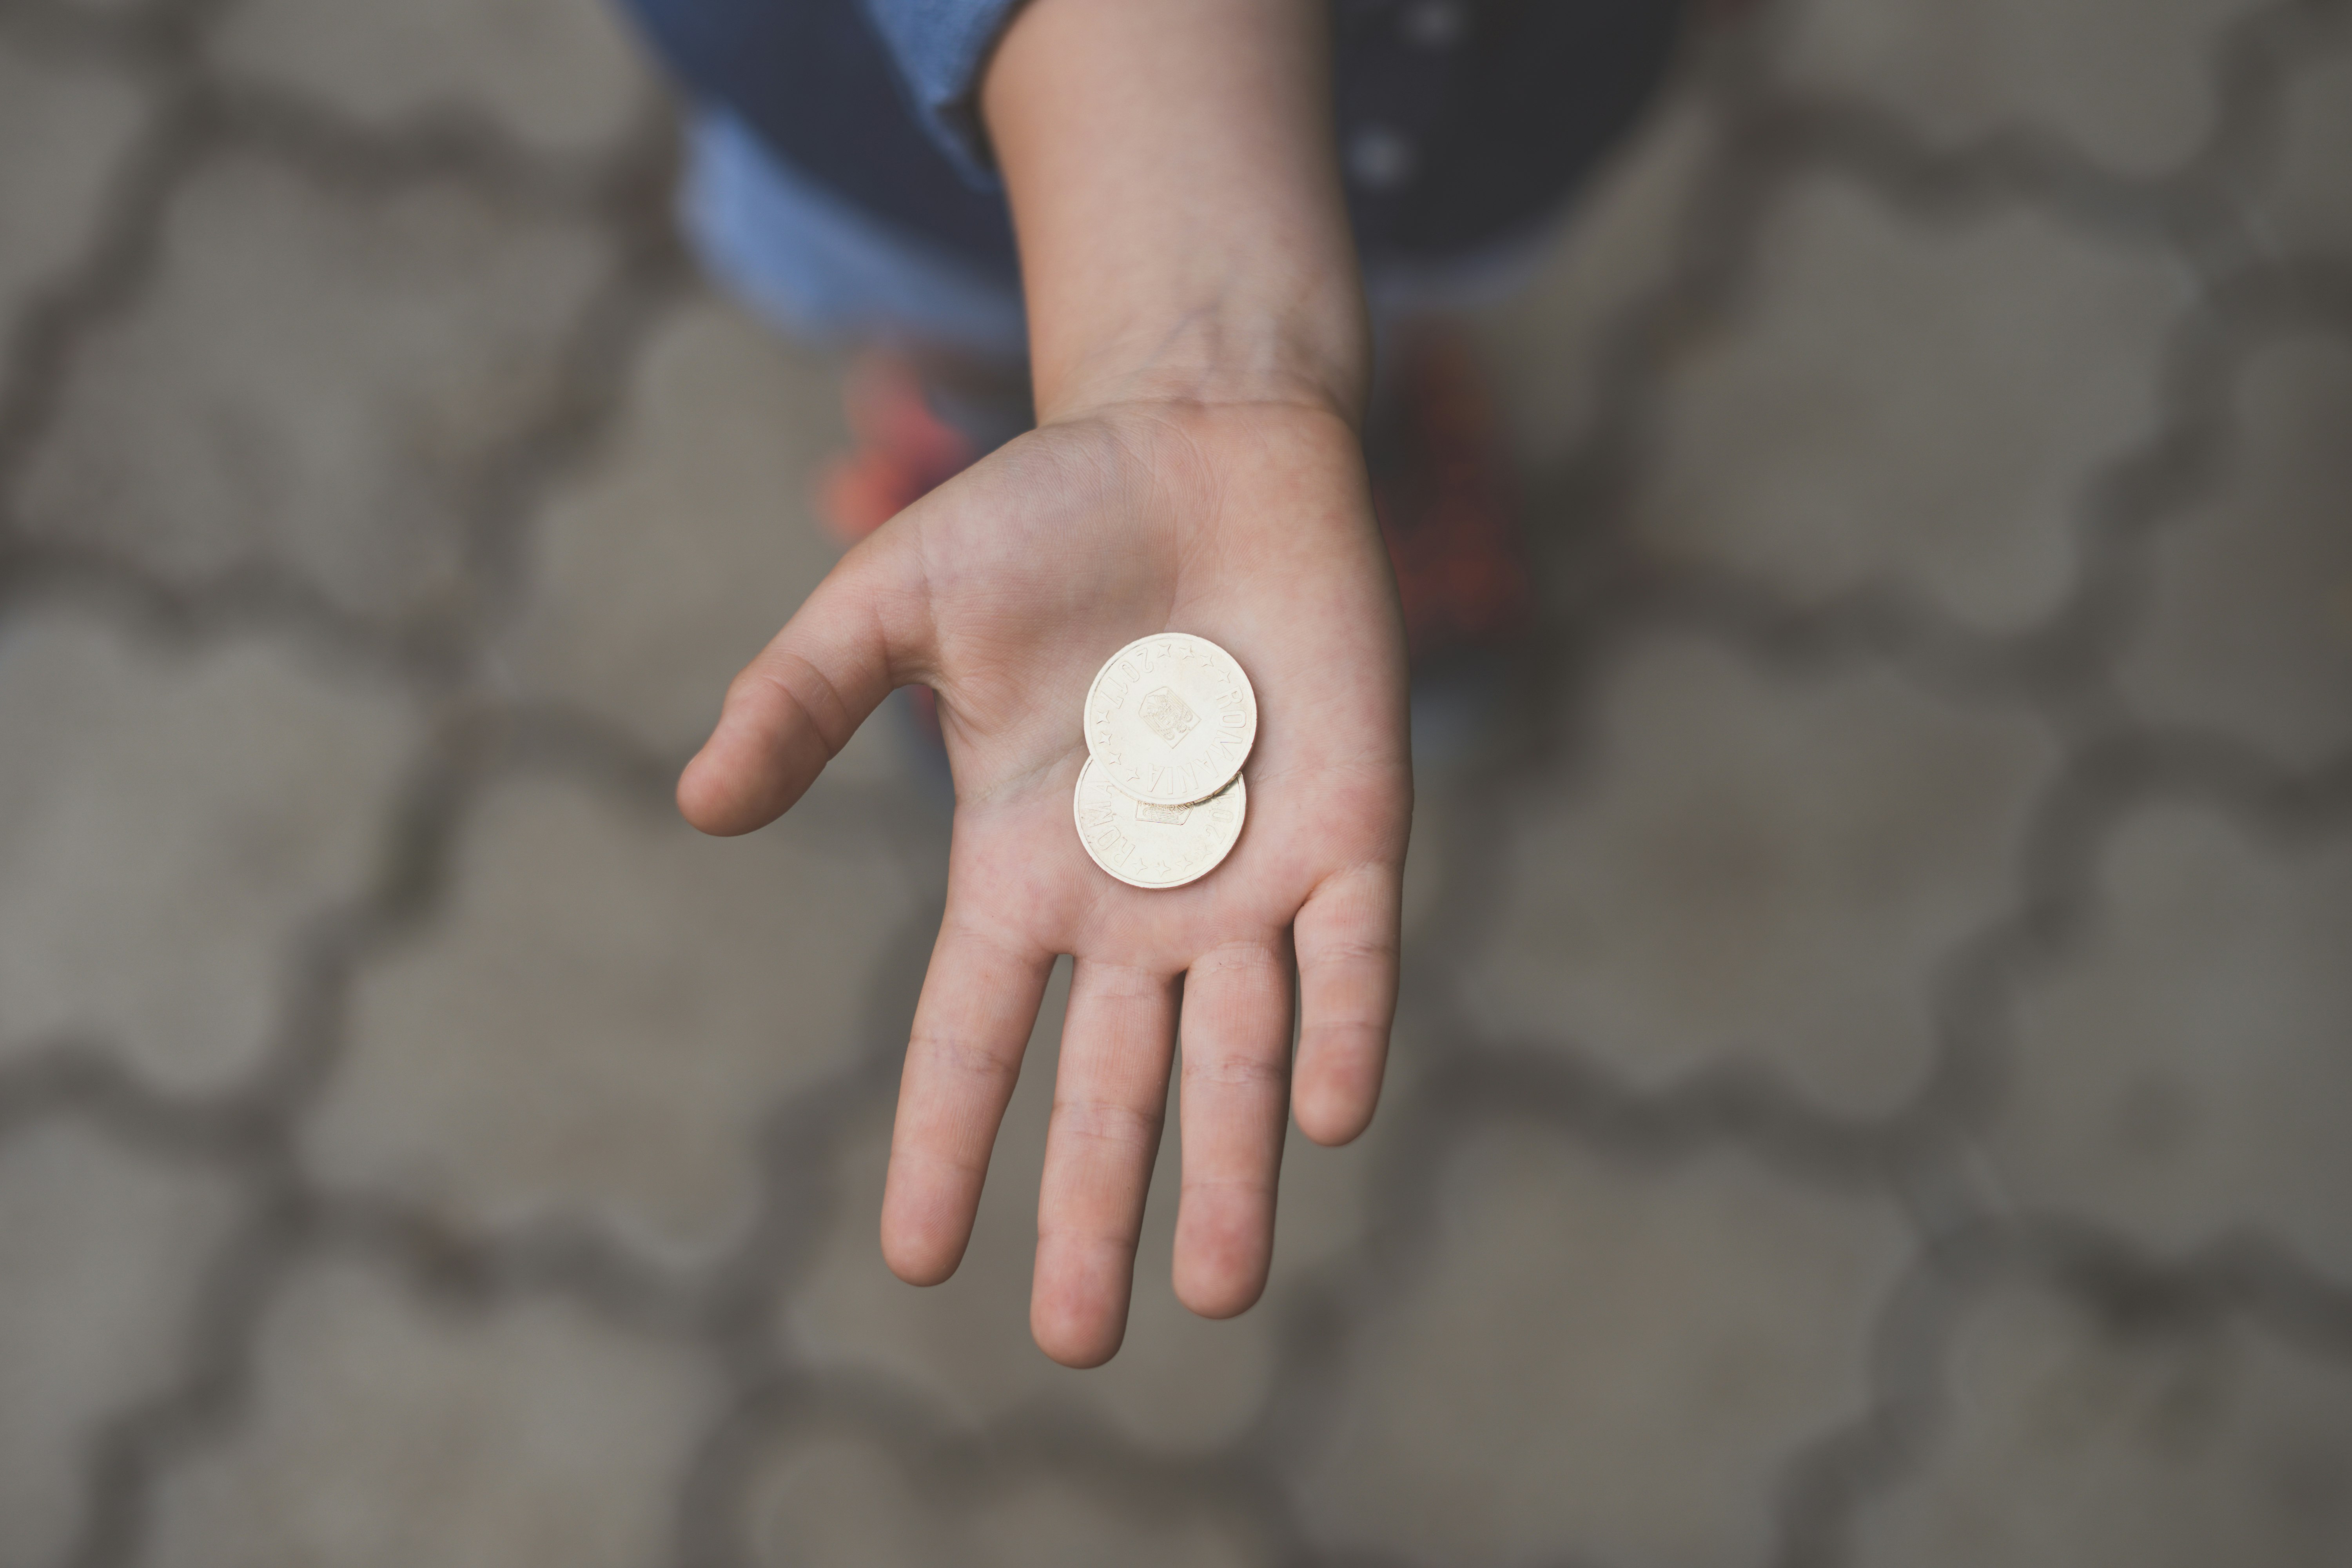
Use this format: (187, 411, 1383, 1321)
(678, 396, 1408, 1365)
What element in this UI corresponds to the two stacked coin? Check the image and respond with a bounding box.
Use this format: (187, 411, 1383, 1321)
(1073, 634, 1256, 889)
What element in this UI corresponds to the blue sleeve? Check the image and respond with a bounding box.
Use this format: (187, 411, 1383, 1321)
(856, 0, 1031, 187)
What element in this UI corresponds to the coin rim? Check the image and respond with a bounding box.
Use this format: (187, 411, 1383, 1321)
(1080, 633, 1259, 807)
(1071, 757, 1247, 889)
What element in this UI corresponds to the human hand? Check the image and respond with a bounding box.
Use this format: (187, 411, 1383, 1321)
(678, 392, 1408, 1365)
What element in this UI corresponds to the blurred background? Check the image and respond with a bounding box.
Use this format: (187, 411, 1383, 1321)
(2, 0, 2350, 1564)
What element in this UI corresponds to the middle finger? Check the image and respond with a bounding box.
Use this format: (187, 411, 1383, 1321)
(1031, 956, 1178, 1367)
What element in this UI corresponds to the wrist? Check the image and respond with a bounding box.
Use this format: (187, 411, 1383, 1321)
(981, 0, 1367, 429)
(1032, 295, 1369, 429)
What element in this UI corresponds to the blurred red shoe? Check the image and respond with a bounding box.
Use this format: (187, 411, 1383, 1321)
(816, 350, 978, 546)
(815, 350, 982, 763)
(1368, 328, 1534, 666)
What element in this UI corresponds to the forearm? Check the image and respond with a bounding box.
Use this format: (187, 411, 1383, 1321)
(980, 0, 1368, 427)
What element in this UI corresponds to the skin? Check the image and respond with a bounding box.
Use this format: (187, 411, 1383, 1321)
(678, 0, 1408, 1367)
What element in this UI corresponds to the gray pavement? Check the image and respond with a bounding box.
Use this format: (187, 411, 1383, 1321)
(2, 0, 2349, 1564)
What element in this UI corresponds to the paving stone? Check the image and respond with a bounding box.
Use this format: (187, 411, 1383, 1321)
(316, 772, 916, 1260)
(1633, 176, 2184, 632)
(1467, 632, 2057, 1116)
(14, 152, 617, 623)
(0, 1124, 243, 1568)
(748, 1435, 944, 1568)
(2258, 49, 2352, 255)
(787, 958, 1392, 1452)
(145, 1256, 714, 1568)
(1297, 1124, 1909, 1567)
(1779, 0, 2260, 175)
(0, 610, 416, 1091)
(1992, 804, 2352, 1283)
(209, 0, 657, 160)
(0, 42, 150, 337)
(2119, 334, 2352, 768)
(1465, 85, 1719, 470)
(1853, 1275, 2352, 1567)
(746, 1431, 1271, 1568)
(505, 293, 895, 784)
(965, 1476, 1267, 1568)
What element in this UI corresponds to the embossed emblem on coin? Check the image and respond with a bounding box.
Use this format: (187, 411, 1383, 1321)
(1082, 634, 1257, 806)
(1073, 759, 1246, 889)
(1139, 687, 1198, 746)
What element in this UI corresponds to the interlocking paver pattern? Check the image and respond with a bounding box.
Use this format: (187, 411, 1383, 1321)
(1, 0, 2348, 1563)
(504, 295, 878, 765)
(1632, 180, 2184, 630)
(1777, 0, 2264, 174)
(745, 1436, 1273, 1568)
(1995, 804, 2352, 1279)
(321, 771, 921, 1260)
(208, 0, 657, 159)
(0, 611, 416, 1089)
(1469, 633, 2057, 1114)
(1299, 1131, 1907, 1566)
(2119, 335, 2352, 768)
(144, 1258, 715, 1568)
(0, 1126, 240, 1568)
(0, 42, 149, 332)
(15, 154, 621, 624)
(1849, 1274, 2352, 1567)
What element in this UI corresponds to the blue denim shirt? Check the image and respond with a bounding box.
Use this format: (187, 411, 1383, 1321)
(855, 0, 1026, 186)
(621, 0, 1684, 283)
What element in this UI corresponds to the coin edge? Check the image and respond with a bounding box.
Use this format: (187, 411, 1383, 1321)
(1071, 757, 1248, 889)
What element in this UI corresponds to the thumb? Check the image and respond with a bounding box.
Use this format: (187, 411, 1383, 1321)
(677, 530, 928, 836)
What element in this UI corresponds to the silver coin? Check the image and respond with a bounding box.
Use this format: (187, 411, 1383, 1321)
(1072, 759, 1247, 889)
(1081, 633, 1258, 806)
